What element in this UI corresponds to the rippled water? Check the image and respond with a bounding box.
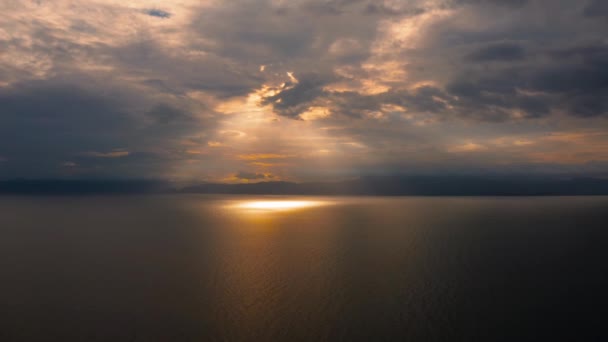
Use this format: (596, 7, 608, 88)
(1, 195, 607, 341)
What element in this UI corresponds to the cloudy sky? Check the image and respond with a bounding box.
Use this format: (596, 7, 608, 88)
(1, 0, 607, 182)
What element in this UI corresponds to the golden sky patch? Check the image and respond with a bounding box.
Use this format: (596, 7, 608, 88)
(237, 153, 290, 161)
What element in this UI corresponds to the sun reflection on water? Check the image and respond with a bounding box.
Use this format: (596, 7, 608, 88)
(228, 199, 328, 212)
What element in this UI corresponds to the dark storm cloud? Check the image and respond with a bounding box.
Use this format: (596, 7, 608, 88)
(301, 0, 420, 17)
(454, 0, 529, 8)
(262, 82, 453, 120)
(583, 0, 608, 18)
(446, 81, 552, 120)
(262, 71, 556, 122)
(110, 39, 259, 98)
(445, 41, 608, 119)
(0, 77, 206, 178)
(530, 63, 608, 94)
(301, 1, 343, 16)
(329, 91, 382, 117)
(192, 2, 317, 62)
(383, 87, 449, 114)
(322, 87, 452, 119)
(466, 42, 526, 62)
(143, 9, 171, 18)
(145, 104, 192, 124)
(0, 80, 133, 145)
(248, 0, 608, 123)
(262, 73, 337, 118)
(0, 80, 131, 177)
(2, 0, 608, 181)
(363, 3, 424, 16)
(189, 0, 388, 66)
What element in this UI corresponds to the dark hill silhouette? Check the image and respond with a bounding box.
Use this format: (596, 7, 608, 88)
(2, 176, 608, 196)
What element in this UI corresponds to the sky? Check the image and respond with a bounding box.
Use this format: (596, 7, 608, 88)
(1, 0, 607, 183)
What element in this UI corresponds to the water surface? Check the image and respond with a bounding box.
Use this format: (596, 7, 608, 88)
(0, 195, 606, 341)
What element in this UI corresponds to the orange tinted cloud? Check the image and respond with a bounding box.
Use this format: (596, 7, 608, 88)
(237, 153, 290, 161)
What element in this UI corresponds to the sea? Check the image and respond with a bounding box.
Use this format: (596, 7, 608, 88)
(0, 195, 606, 341)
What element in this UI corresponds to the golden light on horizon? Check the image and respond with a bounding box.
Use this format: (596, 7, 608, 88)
(230, 200, 327, 212)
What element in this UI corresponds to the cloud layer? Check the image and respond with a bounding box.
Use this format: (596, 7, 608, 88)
(1, 0, 607, 181)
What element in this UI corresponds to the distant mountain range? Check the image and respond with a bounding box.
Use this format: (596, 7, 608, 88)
(2, 176, 608, 196)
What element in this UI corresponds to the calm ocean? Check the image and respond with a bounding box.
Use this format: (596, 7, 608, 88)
(1, 195, 606, 341)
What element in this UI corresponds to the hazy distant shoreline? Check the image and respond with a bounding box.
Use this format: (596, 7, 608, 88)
(2, 176, 608, 196)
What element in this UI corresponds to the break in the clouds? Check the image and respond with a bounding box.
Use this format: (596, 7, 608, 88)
(0, 0, 607, 182)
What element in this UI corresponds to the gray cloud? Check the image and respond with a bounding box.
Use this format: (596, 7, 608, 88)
(143, 9, 171, 18)
(454, 0, 529, 8)
(145, 104, 192, 125)
(466, 42, 526, 62)
(1, 0, 608, 180)
(110, 39, 259, 98)
(583, 0, 608, 18)
(0, 76, 211, 178)
(190, 0, 386, 68)
(262, 73, 337, 118)
(235, 171, 270, 180)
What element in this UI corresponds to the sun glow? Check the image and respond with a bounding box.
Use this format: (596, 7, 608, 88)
(231, 200, 326, 212)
